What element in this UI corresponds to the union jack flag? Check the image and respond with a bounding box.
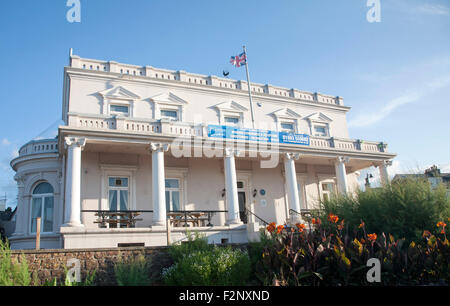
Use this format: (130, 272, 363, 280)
(230, 52, 247, 67)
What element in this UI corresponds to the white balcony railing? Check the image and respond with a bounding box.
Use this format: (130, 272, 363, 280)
(67, 114, 389, 154)
(18, 139, 59, 157)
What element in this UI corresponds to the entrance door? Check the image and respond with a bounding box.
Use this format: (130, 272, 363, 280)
(236, 180, 248, 224)
(238, 192, 247, 224)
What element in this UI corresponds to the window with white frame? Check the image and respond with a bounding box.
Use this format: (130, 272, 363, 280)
(280, 122, 295, 133)
(165, 179, 181, 211)
(321, 182, 336, 201)
(160, 109, 179, 121)
(313, 124, 329, 137)
(30, 182, 54, 233)
(110, 104, 130, 117)
(224, 116, 240, 126)
(108, 177, 129, 211)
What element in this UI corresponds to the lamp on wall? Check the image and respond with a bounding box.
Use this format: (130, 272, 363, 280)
(252, 189, 258, 197)
(221, 189, 226, 197)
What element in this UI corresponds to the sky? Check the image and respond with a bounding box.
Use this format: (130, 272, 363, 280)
(0, 0, 449, 207)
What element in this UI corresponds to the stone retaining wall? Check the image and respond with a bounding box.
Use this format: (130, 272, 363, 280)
(11, 246, 173, 285)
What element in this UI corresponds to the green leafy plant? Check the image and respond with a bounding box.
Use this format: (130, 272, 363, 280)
(168, 231, 211, 262)
(164, 232, 251, 286)
(0, 240, 32, 286)
(320, 178, 449, 242)
(114, 255, 151, 286)
(255, 216, 449, 286)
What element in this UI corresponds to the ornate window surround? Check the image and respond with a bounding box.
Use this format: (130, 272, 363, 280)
(150, 92, 188, 122)
(306, 112, 333, 137)
(271, 108, 301, 133)
(98, 85, 141, 118)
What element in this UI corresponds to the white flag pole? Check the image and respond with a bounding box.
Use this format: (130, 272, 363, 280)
(243, 46, 256, 129)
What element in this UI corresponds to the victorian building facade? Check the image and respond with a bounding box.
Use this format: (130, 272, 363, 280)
(9, 52, 396, 249)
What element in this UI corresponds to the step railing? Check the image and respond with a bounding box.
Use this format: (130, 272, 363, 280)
(245, 208, 269, 226)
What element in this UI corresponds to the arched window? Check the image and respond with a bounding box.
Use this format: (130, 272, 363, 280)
(30, 182, 54, 233)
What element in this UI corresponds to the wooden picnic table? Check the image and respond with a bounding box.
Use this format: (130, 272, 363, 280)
(93, 211, 143, 228)
(167, 211, 209, 227)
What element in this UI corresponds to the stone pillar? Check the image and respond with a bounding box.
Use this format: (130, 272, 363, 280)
(63, 137, 86, 227)
(11, 175, 25, 236)
(284, 153, 301, 223)
(224, 148, 242, 225)
(151, 143, 170, 227)
(379, 160, 392, 185)
(335, 156, 349, 194)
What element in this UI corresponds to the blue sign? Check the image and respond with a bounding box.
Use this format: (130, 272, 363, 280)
(207, 125, 310, 146)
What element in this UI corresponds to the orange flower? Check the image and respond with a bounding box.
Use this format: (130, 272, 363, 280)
(436, 221, 447, 228)
(422, 230, 432, 238)
(327, 213, 339, 224)
(312, 218, 321, 225)
(276, 225, 284, 234)
(367, 233, 377, 242)
(359, 221, 365, 228)
(296, 223, 306, 232)
(266, 222, 276, 233)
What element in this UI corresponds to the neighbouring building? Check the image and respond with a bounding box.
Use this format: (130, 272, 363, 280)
(9, 51, 396, 249)
(393, 165, 450, 197)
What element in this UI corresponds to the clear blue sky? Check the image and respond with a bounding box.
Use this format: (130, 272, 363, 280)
(0, 0, 449, 207)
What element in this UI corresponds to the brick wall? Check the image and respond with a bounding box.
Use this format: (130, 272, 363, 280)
(11, 246, 173, 285)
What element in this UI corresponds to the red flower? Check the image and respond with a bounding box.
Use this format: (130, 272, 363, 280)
(276, 225, 284, 234)
(327, 213, 339, 224)
(436, 221, 447, 228)
(312, 218, 321, 225)
(296, 223, 306, 232)
(266, 222, 276, 233)
(367, 233, 377, 242)
(422, 230, 432, 238)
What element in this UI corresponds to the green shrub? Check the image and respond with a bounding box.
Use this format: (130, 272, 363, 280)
(0, 240, 32, 286)
(114, 255, 151, 286)
(163, 246, 251, 286)
(168, 231, 212, 262)
(164, 232, 251, 286)
(320, 178, 450, 242)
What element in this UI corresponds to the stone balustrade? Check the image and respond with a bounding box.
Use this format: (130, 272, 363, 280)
(70, 56, 344, 106)
(18, 139, 59, 157)
(66, 114, 388, 154)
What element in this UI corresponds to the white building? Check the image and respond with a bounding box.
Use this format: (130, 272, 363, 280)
(9, 52, 396, 249)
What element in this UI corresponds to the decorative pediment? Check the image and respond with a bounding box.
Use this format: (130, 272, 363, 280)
(98, 86, 140, 100)
(213, 101, 248, 112)
(271, 108, 301, 119)
(305, 112, 332, 122)
(150, 92, 188, 105)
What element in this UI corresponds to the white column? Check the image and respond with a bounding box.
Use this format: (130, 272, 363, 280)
(335, 156, 349, 194)
(151, 143, 170, 227)
(224, 148, 242, 225)
(379, 160, 392, 185)
(284, 153, 301, 223)
(12, 175, 25, 236)
(63, 137, 86, 227)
